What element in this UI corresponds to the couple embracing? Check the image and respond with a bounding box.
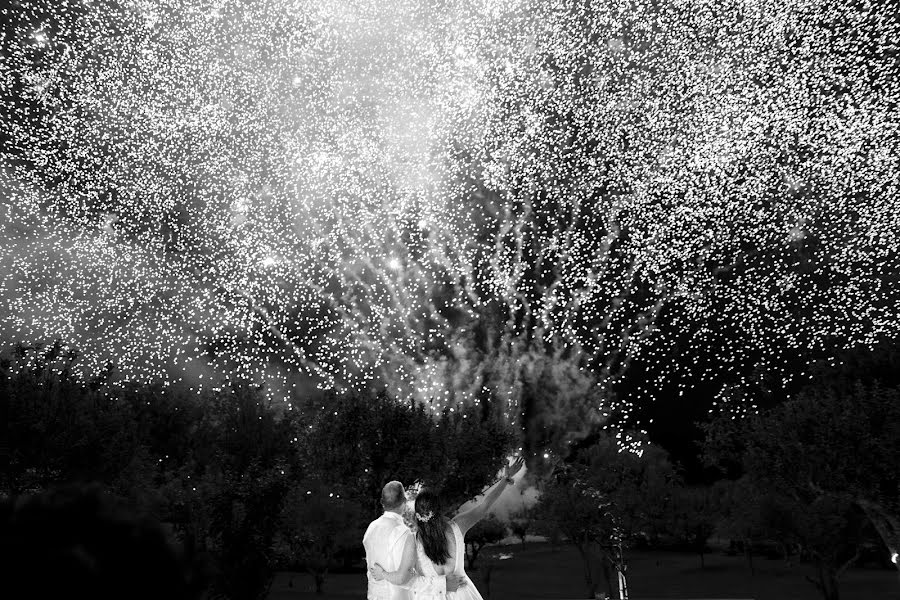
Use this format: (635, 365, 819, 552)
(363, 457, 525, 599)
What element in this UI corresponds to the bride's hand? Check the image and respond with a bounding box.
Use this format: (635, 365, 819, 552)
(370, 564, 386, 581)
(504, 455, 525, 481)
(447, 573, 467, 593)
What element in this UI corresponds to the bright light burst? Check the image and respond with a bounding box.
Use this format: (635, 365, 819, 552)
(1, 0, 898, 437)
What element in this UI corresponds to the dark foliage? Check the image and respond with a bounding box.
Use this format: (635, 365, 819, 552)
(297, 390, 515, 515)
(0, 482, 205, 600)
(703, 369, 900, 600)
(464, 514, 507, 570)
(3, 342, 302, 600)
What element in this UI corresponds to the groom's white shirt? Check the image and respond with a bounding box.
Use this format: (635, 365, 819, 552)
(363, 511, 447, 600)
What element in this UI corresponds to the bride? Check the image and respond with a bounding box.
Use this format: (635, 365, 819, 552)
(371, 457, 525, 599)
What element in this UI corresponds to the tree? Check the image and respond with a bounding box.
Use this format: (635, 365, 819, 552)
(169, 384, 301, 600)
(204, 463, 291, 600)
(668, 485, 720, 569)
(439, 397, 519, 511)
(713, 477, 788, 575)
(297, 390, 515, 514)
(273, 481, 364, 594)
(535, 432, 678, 599)
(509, 506, 535, 547)
(464, 514, 507, 571)
(704, 376, 900, 600)
(805, 344, 900, 587)
(795, 497, 869, 600)
(535, 470, 609, 599)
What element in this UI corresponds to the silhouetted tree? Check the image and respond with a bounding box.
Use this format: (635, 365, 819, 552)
(704, 373, 900, 600)
(509, 506, 535, 547)
(536, 432, 678, 599)
(464, 514, 507, 571)
(273, 481, 364, 594)
(0, 482, 205, 600)
(668, 485, 720, 568)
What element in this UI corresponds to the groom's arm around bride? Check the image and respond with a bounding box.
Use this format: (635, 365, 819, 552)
(373, 529, 466, 595)
(363, 481, 464, 599)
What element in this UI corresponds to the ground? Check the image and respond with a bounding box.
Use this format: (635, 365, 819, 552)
(267, 543, 899, 600)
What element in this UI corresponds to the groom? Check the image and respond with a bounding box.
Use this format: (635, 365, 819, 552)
(363, 481, 464, 599)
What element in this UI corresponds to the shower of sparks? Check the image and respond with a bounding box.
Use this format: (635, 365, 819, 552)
(1, 0, 899, 440)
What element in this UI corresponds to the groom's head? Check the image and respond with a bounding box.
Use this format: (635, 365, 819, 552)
(380, 481, 406, 513)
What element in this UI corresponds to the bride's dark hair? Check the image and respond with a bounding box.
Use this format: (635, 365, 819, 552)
(414, 490, 451, 566)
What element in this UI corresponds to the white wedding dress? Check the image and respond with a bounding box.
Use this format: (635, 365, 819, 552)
(414, 521, 484, 600)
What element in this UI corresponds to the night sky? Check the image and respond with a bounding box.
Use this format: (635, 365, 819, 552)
(2, 0, 899, 456)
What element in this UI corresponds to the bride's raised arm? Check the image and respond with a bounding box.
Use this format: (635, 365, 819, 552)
(452, 456, 524, 537)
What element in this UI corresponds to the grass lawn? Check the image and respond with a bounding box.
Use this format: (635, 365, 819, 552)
(267, 543, 899, 600)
